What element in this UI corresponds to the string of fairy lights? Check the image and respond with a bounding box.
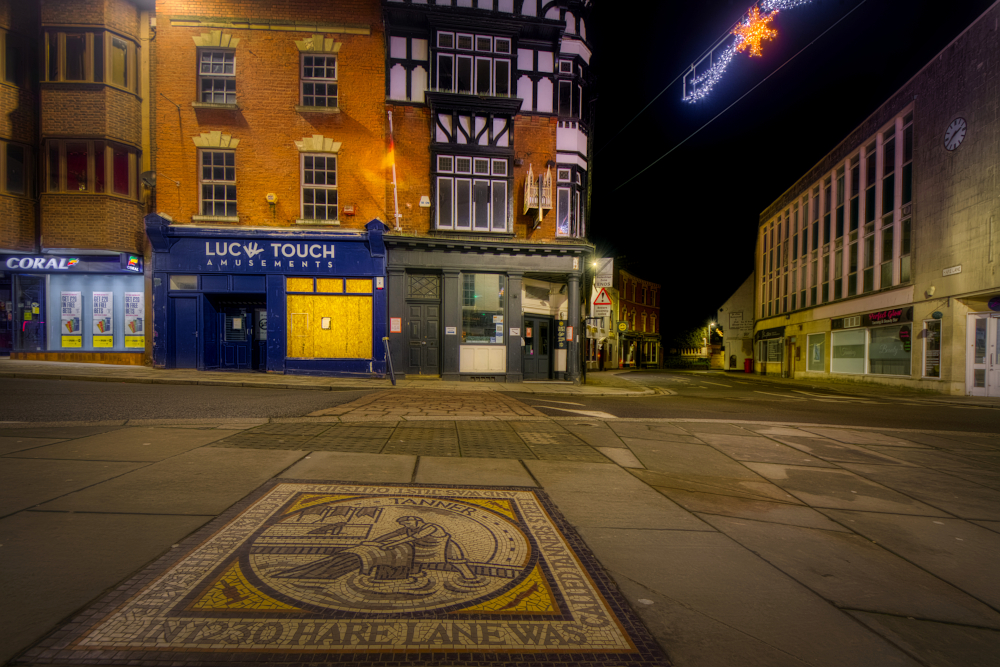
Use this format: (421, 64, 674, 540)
(682, 0, 815, 102)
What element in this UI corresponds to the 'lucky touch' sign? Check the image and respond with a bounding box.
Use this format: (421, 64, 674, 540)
(202, 241, 336, 270)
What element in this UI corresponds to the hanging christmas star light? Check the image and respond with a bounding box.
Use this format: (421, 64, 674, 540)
(682, 0, 813, 102)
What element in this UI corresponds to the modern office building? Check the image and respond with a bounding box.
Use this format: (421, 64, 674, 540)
(753, 0, 999, 395)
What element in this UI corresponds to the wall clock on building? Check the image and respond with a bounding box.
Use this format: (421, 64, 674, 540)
(944, 117, 967, 151)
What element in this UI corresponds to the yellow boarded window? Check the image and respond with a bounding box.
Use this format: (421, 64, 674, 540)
(287, 277, 314, 292)
(286, 294, 372, 359)
(346, 279, 371, 293)
(316, 278, 343, 293)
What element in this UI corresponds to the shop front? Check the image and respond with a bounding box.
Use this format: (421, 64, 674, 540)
(0, 252, 145, 364)
(146, 216, 388, 376)
(755, 325, 786, 376)
(385, 237, 587, 382)
(827, 307, 913, 378)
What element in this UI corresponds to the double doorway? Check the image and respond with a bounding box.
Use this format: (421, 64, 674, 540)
(170, 295, 266, 371)
(969, 313, 1000, 396)
(522, 315, 553, 380)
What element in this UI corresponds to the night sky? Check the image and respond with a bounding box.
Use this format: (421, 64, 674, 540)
(588, 0, 996, 335)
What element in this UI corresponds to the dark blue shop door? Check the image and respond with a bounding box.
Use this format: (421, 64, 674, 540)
(173, 297, 199, 368)
(220, 308, 252, 370)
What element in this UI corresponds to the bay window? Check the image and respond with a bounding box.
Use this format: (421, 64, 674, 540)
(45, 140, 138, 198)
(44, 29, 139, 91)
(435, 154, 509, 232)
(435, 31, 511, 96)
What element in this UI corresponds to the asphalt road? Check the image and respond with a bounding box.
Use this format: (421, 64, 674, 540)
(512, 371, 1000, 432)
(0, 379, 374, 422)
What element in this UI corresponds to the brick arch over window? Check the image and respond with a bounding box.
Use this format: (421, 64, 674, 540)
(191, 31, 240, 48)
(191, 132, 240, 149)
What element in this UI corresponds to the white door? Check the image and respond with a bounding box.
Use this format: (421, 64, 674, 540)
(968, 314, 1000, 397)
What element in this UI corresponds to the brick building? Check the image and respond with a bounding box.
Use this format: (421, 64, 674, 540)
(383, 0, 594, 382)
(144, 0, 393, 374)
(1, 0, 150, 364)
(613, 267, 660, 368)
(753, 0, 1000, 395)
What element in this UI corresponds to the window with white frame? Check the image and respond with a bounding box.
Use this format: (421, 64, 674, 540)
(43, 29, 139, 91)
(301, 54, 337, 107)
(199, 150, 236, 216)
(301, 154, 337, 221)
(435, 31, 511, 96)
(434, 154, 509, 232)
(199, 50, 235, 104)
(45, 139, 137, 198)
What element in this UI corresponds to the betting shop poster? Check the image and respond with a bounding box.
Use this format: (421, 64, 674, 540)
(124, 292, 144, 348)
(92, 292, 114, 348)
(61, 291, 82, 348)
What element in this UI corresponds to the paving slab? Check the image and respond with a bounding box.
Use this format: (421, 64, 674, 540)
(597, 447, 644, 468)
(558, 421, 629, 448)
(695, 433, 839, 467)
(37, 447, 306, 515)
(7, 427, 243, 461)
(279, 451, 416, 482)
(862, 446, 993, 472)
(676, 423, 757, 436)
(0, 425, 125, 439)
(612, 575, 813, 667)
(625, 438, 770, 481)
(0, 510, 209, 665)
(0, 458, 145, 517)
(414, 456, 536, 486)
(698, 514, 1000, 628)
(632, 469, 804, 504)
(874, 431, 997, 451)
(799, 427, 928, 447)
(741, 425, 818, 438)
(578, 527, 920, 667)
(971, 520, 1000, 534)
(820, 510, 1000, 609)
(850, 611, 1000, 667)
(836, 462, 1000, 520)
(655, 487, 850, 532)
(741, 462, 951, 516)
(608, 422, 691, 439)
(773, 435, 913, 465)
(524, 460, 711, 531)
(0, 436, 67, 455)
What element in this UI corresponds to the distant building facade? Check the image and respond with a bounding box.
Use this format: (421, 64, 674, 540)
(614, 267, 660, 368)
(1, 0, 150, 365)
(718, 273, 754, 372)
(753, 1, 1000, 395)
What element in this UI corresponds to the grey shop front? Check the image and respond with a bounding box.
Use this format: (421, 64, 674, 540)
(385, 236, 590, 382)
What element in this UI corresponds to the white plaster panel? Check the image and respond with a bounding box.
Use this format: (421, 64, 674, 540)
(458, 116, 471, 144)
(436, 114, 452, 142)
(517, 75, 534, 110)
(411, 66, 427, 104)
(545, 6, 559, 20)
(537, 51, 554, 73)
(390, 36, 407, 59)
(458, 0, 472, 7)
(565, 11, 575, 34)
(476, 117, 489, 146)
(522, 0, 537, 16)
(498, 0, 514, 12)
(389, 64, 407, 100)
(580, 20, 587, 40)
(478, 0, 491, 8)
(411, 38, 428, 61)
(556, 152, 587, 170)
(517, 48, 533, 71)
(492, 118, 507, 147)
(460, 346, 507, 372)
(536, 78, 553, 113)
(560, 39, 592, 65)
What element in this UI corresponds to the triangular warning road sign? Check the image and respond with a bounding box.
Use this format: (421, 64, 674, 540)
(593, 287, 613, 306)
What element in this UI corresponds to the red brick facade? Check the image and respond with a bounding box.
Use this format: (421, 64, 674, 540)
(153, 0, 388, 229)
(616, 269, 661, 335)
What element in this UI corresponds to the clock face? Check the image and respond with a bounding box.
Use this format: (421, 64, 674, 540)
(944, 117, 967, 151)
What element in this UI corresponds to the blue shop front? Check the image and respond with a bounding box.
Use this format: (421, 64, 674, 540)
(145, 215, 388, 376)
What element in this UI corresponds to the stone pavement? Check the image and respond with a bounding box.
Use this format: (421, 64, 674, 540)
(0, 359, 653, 396)
(2, 412, 1000, 667)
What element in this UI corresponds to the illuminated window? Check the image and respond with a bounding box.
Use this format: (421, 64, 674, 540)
(43, 30, 138, 91)
(45, 140, 137, 198)
(435, 154, 508, 232)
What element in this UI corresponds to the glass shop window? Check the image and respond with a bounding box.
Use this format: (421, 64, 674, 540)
(831, 329, 866, 374)
(923, 320, 941, 378)
(461, 273, 505, 344)
(868, 324, 911, 376)
(806, 333, 825, 372)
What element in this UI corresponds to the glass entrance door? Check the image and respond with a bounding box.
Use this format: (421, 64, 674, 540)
(969, 314, 1000, 397)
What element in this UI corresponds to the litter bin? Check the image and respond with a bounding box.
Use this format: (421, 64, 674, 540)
(744, 358, 753, 373)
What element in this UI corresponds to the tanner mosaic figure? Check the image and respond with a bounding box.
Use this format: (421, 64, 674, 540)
(279, 515, 476, 581)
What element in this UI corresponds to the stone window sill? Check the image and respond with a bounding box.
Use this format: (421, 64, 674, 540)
(192, 102, 240, 110)
(192, 215, 240, 223)
(295, 219, 340, 226)
(295, 105, 341, 114)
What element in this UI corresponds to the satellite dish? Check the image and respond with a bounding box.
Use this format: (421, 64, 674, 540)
(140, 171, 156, 188)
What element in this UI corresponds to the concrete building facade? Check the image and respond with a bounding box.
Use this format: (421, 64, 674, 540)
(753, 1, 1000, 395)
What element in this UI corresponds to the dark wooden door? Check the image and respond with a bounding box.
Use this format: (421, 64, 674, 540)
(220, 308, 252, 370)
(522, 316, 552, 380)
(406, 302, 440, 375)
